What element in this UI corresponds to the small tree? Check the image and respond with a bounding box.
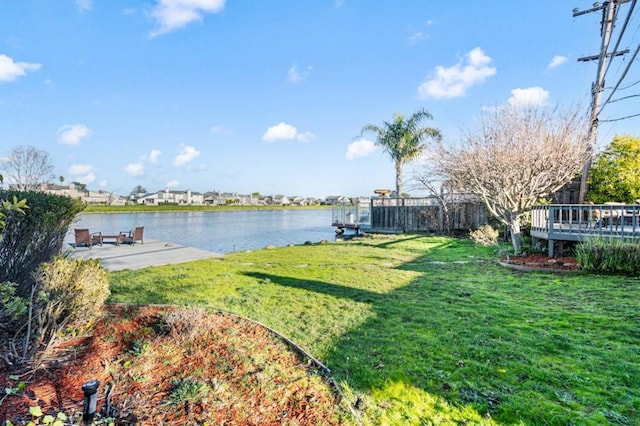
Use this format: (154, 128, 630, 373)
(0, 146, 54, 191)
(130, 185, 147, 196)
(71, 181, 87, 191)
(412, 163, 454, 235)
(361, 109, 441, 197)
(588, 134, 640, 203)
(435, 105, 587, 254)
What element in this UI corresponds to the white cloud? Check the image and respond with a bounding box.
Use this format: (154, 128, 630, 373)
(346, 139, 377, 160)
(0, 54, 41, 83)
(58, 124, 91, 145)
(166, 179, 180, 188)
(287, 65, 313, 83)
(417, 47, 496, 99)
(263, 122, 297, 142)
(149, 149, 162, 163)
(98, 180, 108, 188)
(149, 0, 226, 37)
(547, 55, 568, 70)
(408, 31, 425, 45)
(508, 86, 550, 107)
(68, 164, 93, 175)
(173, 145, 200, 167)
(68, 164, 95, 184)
(124, 163, 145, 176)
(262, 122, 315, 143)
(74, 172, 96, 185)
(296, 131, 315, 143)
(210, 124, 234, 135)
(75, 0, 93, 11)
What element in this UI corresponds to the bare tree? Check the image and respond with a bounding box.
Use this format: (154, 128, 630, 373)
(412, 163, 454, 235)
(434, 106, 587, 254)
(0, 146, 54, 191)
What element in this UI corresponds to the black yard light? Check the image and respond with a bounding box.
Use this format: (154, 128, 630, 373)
(82, 380, 100, 425)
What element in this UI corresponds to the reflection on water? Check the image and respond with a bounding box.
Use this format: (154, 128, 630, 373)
(68, 209, 335, 253)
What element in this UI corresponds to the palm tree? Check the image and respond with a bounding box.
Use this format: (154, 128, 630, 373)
(361, 109, 441, 197)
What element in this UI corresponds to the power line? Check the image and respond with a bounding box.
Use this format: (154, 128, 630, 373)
(600, 112, 640, 121)
(602, 0, 636, 77)
(599, 40, 640, 112)
(608, 93, 640, 102)
(620, 78, 640, 89)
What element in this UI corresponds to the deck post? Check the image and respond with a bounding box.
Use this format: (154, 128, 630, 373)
(548, 239, 554, 257)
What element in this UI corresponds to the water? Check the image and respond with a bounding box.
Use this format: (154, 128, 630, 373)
(68, 209, 336, 253)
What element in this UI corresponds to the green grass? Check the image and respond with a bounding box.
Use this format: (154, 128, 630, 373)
(110, 235, 640, 425)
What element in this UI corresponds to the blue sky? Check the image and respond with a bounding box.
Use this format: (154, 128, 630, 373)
(1, 0, 638, 198)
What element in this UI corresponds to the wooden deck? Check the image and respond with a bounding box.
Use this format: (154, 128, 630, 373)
(531, 204, 640, 256)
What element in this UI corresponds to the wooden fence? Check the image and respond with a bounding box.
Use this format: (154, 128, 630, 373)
(370, 198, 489, 233)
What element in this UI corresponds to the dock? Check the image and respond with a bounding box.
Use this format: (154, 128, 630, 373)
(66, 239, 223, 271)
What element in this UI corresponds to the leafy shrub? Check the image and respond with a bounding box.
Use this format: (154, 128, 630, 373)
(0, 190, 85, 297)
(7, 257, 109, 367)
(0, 282, 28, 320)
(519, 235, 546, 256)
(575, 237, 640, 275)
(0, 195, 28, 235)
(469, 224, 499, 246)
(168, 378, 211, 406)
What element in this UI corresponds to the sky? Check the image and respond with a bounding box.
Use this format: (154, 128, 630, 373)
(1, 0, 639, 198)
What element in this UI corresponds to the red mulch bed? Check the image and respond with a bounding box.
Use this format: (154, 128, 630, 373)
(0, 305, 342, 425)
(501, 254, 579, 272)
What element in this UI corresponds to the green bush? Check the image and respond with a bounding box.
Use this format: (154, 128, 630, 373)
(0, 190, 85, 297)
(575, 237, 640, 275)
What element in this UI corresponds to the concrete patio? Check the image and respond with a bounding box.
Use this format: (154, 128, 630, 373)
(66, 239, 223, 271)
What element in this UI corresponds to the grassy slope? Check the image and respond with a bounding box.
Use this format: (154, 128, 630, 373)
(110, 235, 640, 425)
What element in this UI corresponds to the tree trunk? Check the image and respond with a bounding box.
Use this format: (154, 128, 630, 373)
(509, 216, 522, 254)
(395, 161, 403, 197)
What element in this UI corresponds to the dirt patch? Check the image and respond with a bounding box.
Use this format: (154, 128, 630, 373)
(501, 254, 579, 272)
(0, 305, 342, 425)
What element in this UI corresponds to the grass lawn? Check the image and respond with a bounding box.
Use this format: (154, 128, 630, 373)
(110, 234, 640, 425)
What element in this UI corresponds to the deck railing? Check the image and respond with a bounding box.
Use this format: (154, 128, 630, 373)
(331, 201, 371, 231)
(531, 204, 640, 255)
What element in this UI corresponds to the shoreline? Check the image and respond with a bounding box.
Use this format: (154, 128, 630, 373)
(83, 205, 332, 214)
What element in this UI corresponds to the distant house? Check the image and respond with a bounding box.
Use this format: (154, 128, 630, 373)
(137, 189, 203, 205)
(290, 196, 306, 206)
(204, 191, 246, 205)
(259, 195, 273, 205)
(84, 190, 126, 205)
(350, 196, 371, 204)
(324, 195, 349, 205)
(41, 183, 87, 200)
(40, 183, 126, 205)
(273, 195, 290, 206)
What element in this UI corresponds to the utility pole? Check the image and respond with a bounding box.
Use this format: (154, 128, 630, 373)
(574, 1, 629, 203)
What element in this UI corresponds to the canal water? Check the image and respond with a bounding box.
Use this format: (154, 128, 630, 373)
(68, 209, 335, 254)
